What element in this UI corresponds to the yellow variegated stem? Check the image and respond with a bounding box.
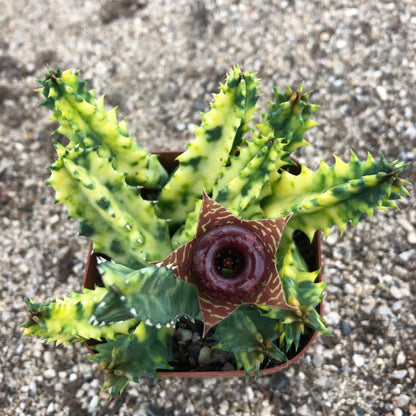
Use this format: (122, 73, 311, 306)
(213, 135, 266, 192)
(39, 69, 168, 188)
(258, 84, 320, 155)
(48, 144, 171, 267)
(263, 152, 409, 240)
(22, 287, 137, 345)
(133, 321, 147, 342)
(171, 136, 278, 248)
(277, 232, 320, 284)
(172, 135, 284, 248)
(171, 199, 202, 249)
(213, 134, 277, 216)
(157, 66, 253, 224)
(90, 322, 173, 398)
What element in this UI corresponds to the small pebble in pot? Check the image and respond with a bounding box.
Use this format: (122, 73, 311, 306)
(177, 328, 193, 344)
(198, 346, 212, 365)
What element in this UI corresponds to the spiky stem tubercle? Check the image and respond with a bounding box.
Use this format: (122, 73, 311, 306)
(22, 287, 137, 345)
(263, 151, 409, 239)
(42, 69, 172, 267)
(39, 69, 168, 188)
(157, 67, 261, 224)
(48, 143, 171, 267)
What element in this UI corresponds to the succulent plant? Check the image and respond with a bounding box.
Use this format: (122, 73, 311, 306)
(22, 66, 410, 398)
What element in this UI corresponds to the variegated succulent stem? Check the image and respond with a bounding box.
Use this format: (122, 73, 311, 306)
(277, 231, 320, 284)
(255, 234, 330, 352)
(213, 134, 277, 215)
(21, 287, 137, 345)
(171, 135, 281, 248)
(213, 308, 287, 378)
(89, 321, 173, 398)
(92, 261, 201, 326)
(156, 66, 261, 224)
(258, 83, 320, 159)
(170, 82, 320, 246)
(263, 152, 410, 240)
(48, 143, 172, 267)
(39, 68, 168, 188)
(170, 134, 289, 249)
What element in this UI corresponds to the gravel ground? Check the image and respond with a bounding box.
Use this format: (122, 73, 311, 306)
(1, 1, 415, 415)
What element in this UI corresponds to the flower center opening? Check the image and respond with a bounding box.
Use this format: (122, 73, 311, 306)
(215, 247, 245, 278)
(191, 224, 267, 301)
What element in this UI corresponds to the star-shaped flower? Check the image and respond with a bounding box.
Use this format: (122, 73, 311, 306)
(161, 192, 294, 336)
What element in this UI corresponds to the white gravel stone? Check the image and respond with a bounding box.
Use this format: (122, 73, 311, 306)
(352, 354, 365, 367)
(396, 394, 410, 407)
(396, 351, 406, 366)
(260, 402, 274, 416)
(46, 402, 55, 415)
(314, 376, 329, 387)
(399, 249, 414, 262)
(69, 373, 78, 382)
(177, 328, 193, 343)
(298, 404, 309, 415)
(392, 369, 408, 380)
(43, 368, 56, 379)
(88, 396, 100, 413)
(376, 85, 389, 101)
(198, 346, 212, 365)
(377, 304, 394, 317)
(58, 371, 67, 379)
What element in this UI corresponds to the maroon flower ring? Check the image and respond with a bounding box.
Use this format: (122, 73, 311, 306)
(191, 224, 267, 302)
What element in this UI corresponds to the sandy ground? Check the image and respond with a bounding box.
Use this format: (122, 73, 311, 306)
(1, 1, 415, 415)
